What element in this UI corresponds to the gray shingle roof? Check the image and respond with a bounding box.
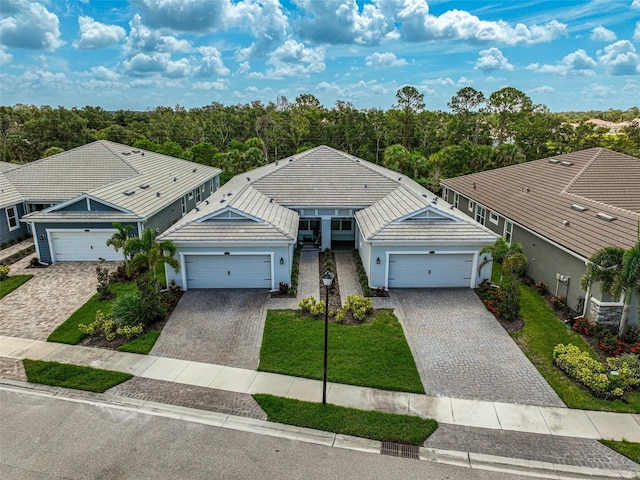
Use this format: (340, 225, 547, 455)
(0, 163, 23, 208)
(441, 148, 640, 258)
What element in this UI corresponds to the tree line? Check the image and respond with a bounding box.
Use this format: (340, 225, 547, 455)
(1, 86, 638, 188)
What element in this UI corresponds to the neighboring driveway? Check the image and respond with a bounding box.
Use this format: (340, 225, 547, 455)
(0, 258, 108, 341)
(150, 289, 269, 370)
(392, 289, 565, 407)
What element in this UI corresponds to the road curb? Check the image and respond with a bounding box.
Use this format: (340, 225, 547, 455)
(1, 380, 637, 479)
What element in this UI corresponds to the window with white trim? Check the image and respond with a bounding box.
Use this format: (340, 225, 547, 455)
(504, 221, 513, 243)
(181, 197, 187, 216)
(443, 188, 449, 202)
(195, 187, 202, 204)
(210, 179, 215, 192)
(188, 190, 194, 201)
(5, 206, 18, 231)
(468, 200, 475, 212)
(453, 193, 459, 208)
(475, 205, 486, 224)
(489, 211, 499, 225)
(331, 218, 353, 231)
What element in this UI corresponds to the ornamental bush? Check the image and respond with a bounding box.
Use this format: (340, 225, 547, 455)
(0, 265, 10, 280)
(298, 296, 326, 316)
(343, 295, 373, 322)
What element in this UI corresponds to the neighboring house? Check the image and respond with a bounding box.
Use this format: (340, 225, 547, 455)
(1, 141, 221, 263)
(160, 145, 497, 291)
(1, 161, 29, 245)
(441, 147, 639, 326)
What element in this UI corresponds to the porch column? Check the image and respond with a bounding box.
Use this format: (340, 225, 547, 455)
(321, 217, 332, 250)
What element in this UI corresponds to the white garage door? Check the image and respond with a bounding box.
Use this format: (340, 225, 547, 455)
(185, 254, 271, 289)
(50, 229, 120, 262)
(388, 253, 473, 288)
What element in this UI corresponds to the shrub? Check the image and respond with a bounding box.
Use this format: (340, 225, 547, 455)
(534, 281, 548, 294)
(279, 282, 289, 295)
(111, 293, 147, 327)
(550, 295, 566, 310)
(79, 310, 118, 341)
(343, 295, 373, 322)
(95, 263, 113, 300)
(0, 265, 9, 280)
(553, 343, 610, 395)
(497, 272, 521, 321)
(136, 274, 166, 326)
(298, 296, 326, 316)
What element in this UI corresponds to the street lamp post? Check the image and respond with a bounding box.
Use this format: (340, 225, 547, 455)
(321, 270, 334, 405)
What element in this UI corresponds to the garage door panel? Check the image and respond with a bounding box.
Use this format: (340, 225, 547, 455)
(186, 255, 271, 289)
(389, 253, 473, 288)
(51, 230, 120, 261)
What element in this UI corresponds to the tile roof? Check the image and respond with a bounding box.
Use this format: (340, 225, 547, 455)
(441, 148, 640, 259)
(0, 162, 23, 208)
(6, 141, 221, 220)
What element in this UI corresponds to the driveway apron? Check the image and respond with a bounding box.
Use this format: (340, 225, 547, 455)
(0, 259, 107, 341)
(150, 289, 268, 370)
(393, 288, 565, 407)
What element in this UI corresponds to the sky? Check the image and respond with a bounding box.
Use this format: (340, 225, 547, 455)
(1, 0, 640, 113)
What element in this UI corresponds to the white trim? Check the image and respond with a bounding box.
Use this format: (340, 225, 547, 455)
(46, 227, 118, 262)
(468, 200, 475, 212)
(383, 250, 478, 289)
(43, 193, 133, 215)
(504, 220, 513, 243)
(197, 206, 264, 224)
(180, 251, 275, 291)
(489, 211, 499, 225)
(590, 297, 624, 307)
(5, 205, 19, 231)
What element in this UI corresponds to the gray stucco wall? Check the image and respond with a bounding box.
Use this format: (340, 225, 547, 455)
(1, 203, 28, 246)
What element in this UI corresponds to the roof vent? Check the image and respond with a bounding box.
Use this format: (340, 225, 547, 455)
(571, 204, 588, 212)
(220, 198, 226, 203)
(275, 161, 279, 166)
(246, 177, 250, 181)
(123, 190, 135, 196)
(192, 168, 197, 173)
(398, 177, 402, 181)
(122, 152, 131, 156)
(140, 184, 150, 189)
(432, 198, 438, 204)
(289, 158, 294, 162)
(205, 200, 209, 205)
(195, 207, 199, 212)
(548, 159, 560, 164)
(560, 161, 573, 167)
(132, 150, 140, 153)
(141, 152, 144, 156)
(173, 177, 177, 182)
(596, 212, 617, 222)
(421, 193, 427, 198)
(156, 192, 161, 197)
(226, 191, 234, 197)
(563, 220, 570, 227)
(269, 198, 274, 203)
(472, 182, 476, 189)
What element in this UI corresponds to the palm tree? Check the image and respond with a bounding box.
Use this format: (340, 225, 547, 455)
(124, 227, 179, 284)
(581, 241, 640, 337)
(480, 237, 526, 286)
(106, 222, 134, 261)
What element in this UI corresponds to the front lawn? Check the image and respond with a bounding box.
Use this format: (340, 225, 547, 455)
(259, 309, 424, 393)
(117, 331, 160, 354)
(47, 281, 137, 344)
(23, 359, 132, 393)
(600, 439, 640, 464)
(0, 275, 33, 299)
(254, 394, 437, 446)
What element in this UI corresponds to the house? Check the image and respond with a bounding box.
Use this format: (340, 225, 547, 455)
(441, 147, 639, 326)
(160, 145, 497, 291)
(0, 141, 221, 263)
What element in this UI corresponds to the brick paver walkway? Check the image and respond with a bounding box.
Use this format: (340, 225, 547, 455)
(0, 238, 34, 262)
(334, 250, 362, 304)
(392, 288, 565, 407)
(150, 289, 269, 369)
(267, 247, 319, 309)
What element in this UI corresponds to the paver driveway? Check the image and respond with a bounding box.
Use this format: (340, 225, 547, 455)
(0, 258, 110, 341)
(393, 289, 565, 407)
(150, 289, 269, 369)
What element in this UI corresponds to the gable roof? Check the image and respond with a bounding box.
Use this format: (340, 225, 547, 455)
(9, 141, 221, 221)
(0, 162, 23, 208)
(441, 148, 640, 258)
(161, 145, 495, 245)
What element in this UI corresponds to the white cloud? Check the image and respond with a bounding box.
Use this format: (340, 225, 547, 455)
(457, 76, 473, 85)
(364, 52, 407, 67)
(583, 83, 616, 98)
(264, 40, 325, 78)
(634, 21, 640, 42)
(421, 77, 455, 86)
(231, 0, 288, 59)
(589, 26, 616, 42)
(193, 46, 230, 77)
(598, 40, 640, 75)
(90, 65, 120, 81)
(474, 48, 514, 72)
(0, 46, 12, 64)
(124, 14, 193, 55)
(633, 0, 640, 9)
(237, 61, 251, 75)
(192, 79, 229, 90)
(122, 52, 191, 78)
(526, 49, 597, 76)
(75, 16, 126, 49)
(131, 0, 229, 32)
(529, 85, 555, 94)
(0, 0, 63, 50)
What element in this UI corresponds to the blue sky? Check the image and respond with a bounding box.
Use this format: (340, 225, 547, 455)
(1, 0, 640, 112)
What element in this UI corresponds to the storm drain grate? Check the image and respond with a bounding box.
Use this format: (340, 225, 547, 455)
(380, 442, 420, 459)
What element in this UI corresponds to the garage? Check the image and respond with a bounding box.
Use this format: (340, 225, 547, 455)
(388, 253, 474, 288)
(49, 229, 120, 261)
(184, 254, 272, 289)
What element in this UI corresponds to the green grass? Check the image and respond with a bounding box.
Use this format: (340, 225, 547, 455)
(259, 309, 424, 393)
(47, 282, 137, 344)
(0, 275, 33, 299)
(494, 261, 640, 412)
(23, 359, 132, 393)
(254, 394, 437, 446)
(600, 439, 640, 464)
(118, 330, 160, 354)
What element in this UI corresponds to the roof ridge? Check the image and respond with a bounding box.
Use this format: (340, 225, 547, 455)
(561, 147, 604, 195)
(563, 191, 640, 217)
(98, 140, 141, 174)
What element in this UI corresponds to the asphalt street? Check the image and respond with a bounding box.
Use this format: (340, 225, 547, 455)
(0, 387, 544, 480)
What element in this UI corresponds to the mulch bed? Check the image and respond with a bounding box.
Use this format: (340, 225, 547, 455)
(318, 250, 342, 311)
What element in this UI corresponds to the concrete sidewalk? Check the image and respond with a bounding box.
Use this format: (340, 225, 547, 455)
(2, 334, 639, 443)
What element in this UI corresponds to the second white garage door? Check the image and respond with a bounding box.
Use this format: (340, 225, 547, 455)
(185, 254, 272, 289)
(50, 229, 120, 262)
(388, 253, 473, 288)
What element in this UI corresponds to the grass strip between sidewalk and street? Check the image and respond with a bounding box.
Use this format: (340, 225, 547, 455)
(0, 275, 33, 299)
(259, 309, 424, 394)
(599, 439, 640, 464)
(47, 281, 137, 345)
(254, 394, 437, 446)
(23, 359, 132, 393)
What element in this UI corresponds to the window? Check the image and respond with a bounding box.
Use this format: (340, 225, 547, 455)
(468, 200, 475, 212)
(475, 205, 486, 224)
(210, 179, 215, 192)
(5, 206, 18, 231)
(195, 188, 202, 204)
(504, 221, 513, 243)
(443, 188, 449, 202)
(181, 197, 187, 216)
(453, 193, 459, 209)
(299, 219, 320, 231)
(188, 190, 194, 201)
(331, 218, 353, 231)
(489, 211, 499, 225)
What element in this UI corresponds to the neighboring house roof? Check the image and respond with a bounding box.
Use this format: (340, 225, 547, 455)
(0, 162, 23, 208)
(441, 148, 640, 259)
(8, 141, 221, 221)
(162, 145, 494, 245)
